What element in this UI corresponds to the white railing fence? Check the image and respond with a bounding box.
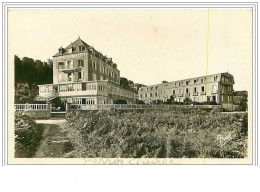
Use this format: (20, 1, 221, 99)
(70, 104, 222, 111)
(14, 104, 48, 111)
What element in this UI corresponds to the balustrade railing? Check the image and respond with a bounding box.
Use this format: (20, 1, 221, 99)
(14, 104, 48, 111)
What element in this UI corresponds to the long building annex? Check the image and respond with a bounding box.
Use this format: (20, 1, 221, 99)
(138, 72, 234, 105)
(36, 37, 136, 104)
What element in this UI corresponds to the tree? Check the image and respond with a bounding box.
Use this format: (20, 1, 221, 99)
(239, 95, 248, 111)
(128, 80, 134, 85)
(120, 77, 129, 88)
(14, 55, 53, 103)
(165, 95, 174, 104)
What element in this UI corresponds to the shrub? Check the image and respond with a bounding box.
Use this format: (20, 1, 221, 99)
(136, 100, 145, 104)
(65, 109, 248, 158)
(15, 112, 44, 157)
(183, 97, 192, 104)
(114, 99, 128, 104)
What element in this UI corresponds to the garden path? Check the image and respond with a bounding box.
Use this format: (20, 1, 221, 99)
(33, 120, 73, 158)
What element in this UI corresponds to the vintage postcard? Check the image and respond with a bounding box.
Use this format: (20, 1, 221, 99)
(4, 2, 257, 165)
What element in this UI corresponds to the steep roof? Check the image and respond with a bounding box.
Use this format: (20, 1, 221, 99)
(53, 37, 91, 57)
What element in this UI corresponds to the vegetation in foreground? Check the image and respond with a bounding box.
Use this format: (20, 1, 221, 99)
(15, 112, 45, 157)
(65, 109, 248, 158)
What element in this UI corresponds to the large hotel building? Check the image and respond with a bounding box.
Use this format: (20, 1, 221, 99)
(36, 37, 136, 104)
(138, 73, 234, 105)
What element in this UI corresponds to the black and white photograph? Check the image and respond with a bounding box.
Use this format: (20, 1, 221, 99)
(3, 3, 256, 165)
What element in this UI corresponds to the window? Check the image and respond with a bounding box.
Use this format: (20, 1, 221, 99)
(92, 61, 96, 70)
(194, 79, 198, 84)
(194, 87, 197, 93)
(179, 89, 181, 94)
(79, 45, 84, 52)
(186, 81, 189, 85)
(67, 61, 71, 68)
(59, 49, 63, 55)
(150, 93, 153, 97)
(78, 72, 82, 80)
(68, 73, 72, 82)
(225, 77, 229, 82)
(59, 62, 64, 69)
(93, 73, 96, 81)
(78, 60, 84, 67)
(145, 94, 147, 98)
(82, 83, 86, 91)
(140, 94, 143, 98)
(201, 86, 204, 92)
(155, 92, 158, 97)
(173, 90, 175, 94)
(186, 88, 189, 93)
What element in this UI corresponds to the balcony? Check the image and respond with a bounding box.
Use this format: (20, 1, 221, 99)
(178, 93, 183, 97)
(211, 90, 218, 94)
(193, 92, 198, 96)
(185, 93, 190, 97)
(200, 91, 206, 95)
(59, 65, 81, 73)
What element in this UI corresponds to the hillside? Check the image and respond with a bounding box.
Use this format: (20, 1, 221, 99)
(15, 55, 53, 103)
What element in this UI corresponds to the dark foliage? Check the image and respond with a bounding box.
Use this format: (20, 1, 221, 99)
(136, 100, 145, 104)
(114, 99, 128, 104)
(14, 55, 53, 103)
(239, 95, 248, 111)
(120, 77, 130, 88)
(15, 112, 44, 157)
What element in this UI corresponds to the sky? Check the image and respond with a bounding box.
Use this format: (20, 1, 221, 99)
(8, 9, 252, 91)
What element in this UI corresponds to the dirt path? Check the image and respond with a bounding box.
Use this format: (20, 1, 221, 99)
(34, 120, 73, 158)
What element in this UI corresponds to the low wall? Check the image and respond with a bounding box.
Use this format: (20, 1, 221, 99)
(221, 103, 241, 111)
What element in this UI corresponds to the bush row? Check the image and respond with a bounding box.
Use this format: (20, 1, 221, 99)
(65, 109, 248, 158)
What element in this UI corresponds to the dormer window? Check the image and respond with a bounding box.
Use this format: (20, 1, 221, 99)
(58, 47, 64, 55)
(79, 45, 84, 52)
